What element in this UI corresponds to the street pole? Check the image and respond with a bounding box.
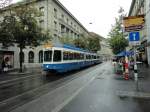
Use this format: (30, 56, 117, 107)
(134, 46, 138, 91)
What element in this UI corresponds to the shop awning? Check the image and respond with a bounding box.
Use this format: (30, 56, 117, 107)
(116, 51, 134, 57)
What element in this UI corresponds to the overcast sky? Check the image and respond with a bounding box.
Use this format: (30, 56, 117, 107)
(59, 0, 132, 38)
(12, 0, 132, 38)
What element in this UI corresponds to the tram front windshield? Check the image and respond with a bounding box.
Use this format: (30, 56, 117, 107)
(44, 50, 52, 62)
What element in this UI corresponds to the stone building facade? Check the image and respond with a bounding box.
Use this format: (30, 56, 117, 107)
(128, 0, 150, 65)
(89, 32, 112, 61)
(0, 0, 90, 69)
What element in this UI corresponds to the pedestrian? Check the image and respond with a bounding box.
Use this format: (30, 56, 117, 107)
(1, 59, 6, 73)
(1, 57, 9, 73)
(121, 57, 126, 73)
(129, 58, 134, 70)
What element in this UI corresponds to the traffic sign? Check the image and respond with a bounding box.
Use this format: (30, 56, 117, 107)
(129, 32, 140, 41)
(129, 32, 140, 46)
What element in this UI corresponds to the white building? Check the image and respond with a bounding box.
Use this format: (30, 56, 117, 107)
(0, 0, 90, 70)
(89, 32, 113, 60)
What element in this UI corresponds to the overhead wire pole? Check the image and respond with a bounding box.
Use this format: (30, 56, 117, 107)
(134, 45, 138, 91)
(123, 15, 144, 91)
(121, 14, 129, 80)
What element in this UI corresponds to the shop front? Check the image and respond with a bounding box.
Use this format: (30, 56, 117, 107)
(0, 51, 14, 71)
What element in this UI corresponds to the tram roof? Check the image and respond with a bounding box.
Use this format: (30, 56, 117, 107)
(44, 43, 96, 54)
(63, 44, 89, 53)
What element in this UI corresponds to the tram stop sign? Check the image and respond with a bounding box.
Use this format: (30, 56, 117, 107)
(129, 32, 140, 46)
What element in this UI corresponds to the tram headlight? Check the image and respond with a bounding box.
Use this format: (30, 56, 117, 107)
(46, 65, 49, 68)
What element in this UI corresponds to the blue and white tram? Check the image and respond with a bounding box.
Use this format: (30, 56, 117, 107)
(42, 44, 101, 73)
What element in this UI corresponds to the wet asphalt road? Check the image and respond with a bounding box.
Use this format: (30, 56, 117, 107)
(59, 62, 150, 112)
(1, 62, 150, 112)
(0, 64, 101, 112)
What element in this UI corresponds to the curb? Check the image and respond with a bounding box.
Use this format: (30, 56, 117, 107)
(116, 90, 150, 99)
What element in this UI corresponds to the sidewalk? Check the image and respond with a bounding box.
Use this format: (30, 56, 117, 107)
(0, 67, 42, 82)
(59, 62, 150, 112)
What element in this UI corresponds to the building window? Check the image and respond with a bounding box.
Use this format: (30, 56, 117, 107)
(54, 8, 57, 18)
(54, 21, 57, 30)
(74, 25, 76, 29)
(53, 34, 57, 37)
(39, 20, 44, 28)
(67, 18, 69, 24)
(39, 7, 44, 15)
(28, 51, 34, 63)
(39, 50, 43, 63)
(61, 14, 64, 20)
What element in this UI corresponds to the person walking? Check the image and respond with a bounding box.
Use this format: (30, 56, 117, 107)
(1, 59, 6, 73)
(1, 57, 9, 73)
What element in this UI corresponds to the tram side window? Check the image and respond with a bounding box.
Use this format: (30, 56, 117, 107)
(74, 53, 80, 60)
(80, 53, 84, 60)
(63, 52, 68, 60)
(86, 55, 89, 59)
(69, 52, 73, 60)
(53, 50, 61, 62)
(44, 51, 52, 62)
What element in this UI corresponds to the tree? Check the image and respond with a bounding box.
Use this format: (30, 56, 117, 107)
(74, 34, 88, 49)
(0, 6, 51, 72)
(87, 37, 101, 52)
(108, 7, 128, 55)
(60, 35, 74, 45)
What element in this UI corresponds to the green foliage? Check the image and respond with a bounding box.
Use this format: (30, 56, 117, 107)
(74, 36, 88, 49)
(0, 6, 51, 72)
(73, 34, 101, 52)
(87, 37, 100, 52)
(109, 36, 128, 54)
(60, 35, 74, 45)
(0, 6, 50, 48)
(108, 7, 128, 55)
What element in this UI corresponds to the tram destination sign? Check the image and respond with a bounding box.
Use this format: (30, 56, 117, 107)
(123, 15, 145, 32)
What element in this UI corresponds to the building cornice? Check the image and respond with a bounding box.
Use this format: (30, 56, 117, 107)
(0, 0, 89, 34)
(53, 0, 89, 34)
(0, 0, 38, 12)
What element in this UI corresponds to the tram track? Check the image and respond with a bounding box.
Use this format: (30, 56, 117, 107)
(0, 73, 43, 86)
(0, 63, 104, 112)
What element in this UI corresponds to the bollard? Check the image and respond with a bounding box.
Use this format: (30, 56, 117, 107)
(134, 64, 138, 91)
(124, 62, 129, 80)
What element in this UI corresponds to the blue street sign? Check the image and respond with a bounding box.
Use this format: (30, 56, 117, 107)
(129, 32, 140, 41)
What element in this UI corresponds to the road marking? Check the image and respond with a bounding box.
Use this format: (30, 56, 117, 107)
(9, 63, 107, 112)
(51, 75, 96, 112)
(0, 64, 102, 106)
(0, 72, 42, 85)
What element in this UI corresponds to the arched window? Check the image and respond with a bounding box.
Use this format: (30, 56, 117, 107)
(28, 51, 34, 63)
(19, 52, 24, 63)
(39, 50, 43, 63)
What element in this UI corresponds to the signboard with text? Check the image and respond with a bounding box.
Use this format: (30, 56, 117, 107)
(123, 15, 145, 32)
